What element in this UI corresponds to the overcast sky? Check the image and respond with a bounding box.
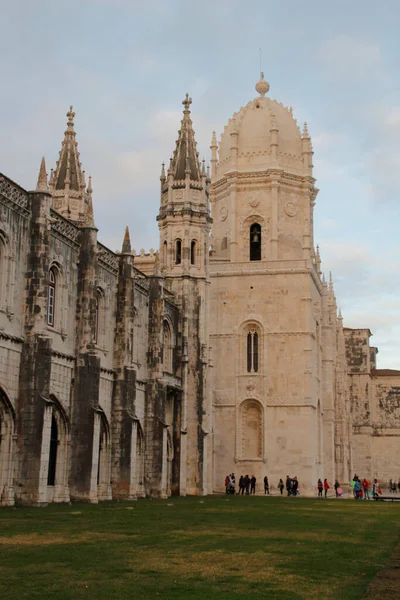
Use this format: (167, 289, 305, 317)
(1, 0, 400, 367)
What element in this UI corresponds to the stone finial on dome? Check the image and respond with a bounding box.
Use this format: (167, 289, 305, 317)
(255, 72, 270, 97)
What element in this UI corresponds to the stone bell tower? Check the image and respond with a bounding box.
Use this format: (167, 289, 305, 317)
(157, 94, 213, 495)
(209, 74, 329, 495)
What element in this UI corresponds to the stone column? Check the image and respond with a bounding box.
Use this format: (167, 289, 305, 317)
(70, 224, 101, 502)
(16, 189, 52, 504)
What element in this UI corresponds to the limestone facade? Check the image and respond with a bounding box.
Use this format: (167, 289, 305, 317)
(0, 76, 398, 505)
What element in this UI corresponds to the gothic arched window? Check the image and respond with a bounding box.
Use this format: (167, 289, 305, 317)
(191, 240, 197, 266)
(94, 288, 105, 346)
(175, 239, 182, 265)
(47, 268, 57, 326)
(247, 328, 259, 373)
(162, 320, 173, 373)
(250, 223, 261, 261)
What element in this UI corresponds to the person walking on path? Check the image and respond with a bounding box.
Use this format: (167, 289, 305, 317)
(323, 478, 330, 498)
(292, 477, 299, 496)
(250, 475, 256, 495)
(278, 479, 284, 495)
(244, 474, 250, 495)
(238, 475, 244, 495)
(264, 476, 269, 495)
(361, 478, 369, 500)
(286, 476, 292, 496)
(334, 480, 340, 498)
(317, 478, 323, 498)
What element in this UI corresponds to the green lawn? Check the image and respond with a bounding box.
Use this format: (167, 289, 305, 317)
(0, 495, 399, 599)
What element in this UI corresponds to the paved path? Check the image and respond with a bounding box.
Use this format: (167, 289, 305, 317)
(365, 544, 400, 599)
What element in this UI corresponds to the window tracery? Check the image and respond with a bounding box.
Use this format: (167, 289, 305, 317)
(47, 268, 56, 326)
(245, 326, 260, 373)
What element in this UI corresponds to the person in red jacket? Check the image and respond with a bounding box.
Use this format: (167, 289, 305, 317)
(323, 478, 330, 498)
(361, 478, 369, 500)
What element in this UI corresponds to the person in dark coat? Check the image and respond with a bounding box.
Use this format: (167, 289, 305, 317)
(292, 476, 299, 496)
(264, 476, 269, 495)
(286, 475, 292, 496)
(244, 474, 250, 495)
(238, 475, 244, 495)
(250, 475, 256, 495)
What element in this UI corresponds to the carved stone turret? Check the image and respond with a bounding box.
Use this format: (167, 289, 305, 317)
(50, 106, 91, 222)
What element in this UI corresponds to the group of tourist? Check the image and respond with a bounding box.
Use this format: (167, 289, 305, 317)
(317, 478, 342, 498)
(388, 479, 400, 492)
(224, 473, 399, 498)
(348, 475, 382, 500)
(224, 474, 257, 495)
(224, 474, 301, 496)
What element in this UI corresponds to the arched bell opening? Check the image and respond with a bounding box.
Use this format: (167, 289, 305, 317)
(250, 223, 261, 261)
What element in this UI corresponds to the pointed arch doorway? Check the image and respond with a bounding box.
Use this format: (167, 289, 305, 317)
(0, 388, 15, 506)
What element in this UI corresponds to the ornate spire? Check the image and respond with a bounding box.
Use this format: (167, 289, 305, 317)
(36, 157, 49, 193)
(170, 94, 201, 182)
(52, 105, 85, 193)
(160, 162, 166, 182)
(302, 122, 310, 139)
(122, 226, 131, 254)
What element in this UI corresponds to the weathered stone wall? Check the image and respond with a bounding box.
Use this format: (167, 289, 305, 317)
(370, 373, 400, 484)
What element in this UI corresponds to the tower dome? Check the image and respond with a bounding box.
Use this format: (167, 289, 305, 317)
(215, 75, 309, 177)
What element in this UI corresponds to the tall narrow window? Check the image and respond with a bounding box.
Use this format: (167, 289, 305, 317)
(47, 414, 58, 486)
(191, 240, 196, 265)
(162, 320, 173, 373)
(246, 328, 259, 373)
(95, 289, 104, 346)
(47, 268, 56, 326)
(175, 239, 182, 265)
(253, 332, 259, 372)
(247, 332, 252, 372)
(163, 241, 167, 266)
(250, 223, 262, 261)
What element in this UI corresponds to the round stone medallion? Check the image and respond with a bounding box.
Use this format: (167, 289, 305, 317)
(285, 201, 297, 217)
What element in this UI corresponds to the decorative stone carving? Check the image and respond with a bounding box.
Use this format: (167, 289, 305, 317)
(220, 206, 228, 221)
(248, 193, 260, 208)
(284, 200, 297, 217)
